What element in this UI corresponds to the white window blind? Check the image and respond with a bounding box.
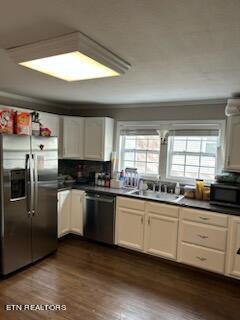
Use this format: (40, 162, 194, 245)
(120, 129, 160, 175)
(167, 129, 219, 181)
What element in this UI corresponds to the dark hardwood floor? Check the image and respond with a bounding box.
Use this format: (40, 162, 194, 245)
(0, 236, 239, 320)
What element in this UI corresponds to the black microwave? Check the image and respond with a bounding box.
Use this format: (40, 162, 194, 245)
(210, 183, 240, 208)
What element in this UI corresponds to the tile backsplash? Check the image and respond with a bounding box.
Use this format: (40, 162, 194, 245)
(58, 159, 111, 179)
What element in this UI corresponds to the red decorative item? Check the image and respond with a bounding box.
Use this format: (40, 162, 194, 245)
(0, 109, 14, 134)
(40, 127, 51, 136)
(15, 112, 32, 135)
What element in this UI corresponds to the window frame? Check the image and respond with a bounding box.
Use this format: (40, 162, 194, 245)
(120, 135, 161, 176)
(166, 135, 219, 183)
(116, 120, 225, 184)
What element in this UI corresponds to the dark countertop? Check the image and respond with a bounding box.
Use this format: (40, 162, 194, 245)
(58, 183, 240, 217)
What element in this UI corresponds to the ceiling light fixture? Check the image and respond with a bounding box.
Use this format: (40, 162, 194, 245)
(7, 32, 130, 81)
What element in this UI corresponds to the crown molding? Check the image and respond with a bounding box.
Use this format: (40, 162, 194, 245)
(0, 90, 69, 114)
(72, 98, 228, 110)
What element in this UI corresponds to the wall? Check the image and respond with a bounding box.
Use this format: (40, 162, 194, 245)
(69, 102, 226, 121)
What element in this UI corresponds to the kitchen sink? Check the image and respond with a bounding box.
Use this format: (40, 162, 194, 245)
(127, 190, 184, 203)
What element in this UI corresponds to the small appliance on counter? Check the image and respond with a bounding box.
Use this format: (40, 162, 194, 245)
(210, 183, 240, 208)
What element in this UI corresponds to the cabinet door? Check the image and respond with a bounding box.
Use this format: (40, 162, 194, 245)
(70, 191, 85, 235)
(145, 213, 178, 260)
(84, 118, 104, 160)
(63, 117, 84, 158)
(226, 216, 240, 279)
(116, 207, 144, 251)
(58, 191, 71, 237)
(225, 115, 240, 171)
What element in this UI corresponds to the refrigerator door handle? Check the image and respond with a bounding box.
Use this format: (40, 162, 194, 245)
(25, 154, 31, 216)
(33, 154, 38, 215)
(30, 154, 34, 215)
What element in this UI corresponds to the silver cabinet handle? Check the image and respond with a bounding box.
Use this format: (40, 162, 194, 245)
(199, 216, 210, 221)
(196, 256, 207, 261)
(197, 234, 208, 239)
(141, 216, 144, 224)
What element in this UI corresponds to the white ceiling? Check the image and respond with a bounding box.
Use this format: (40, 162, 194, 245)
(0, 0, 240, 106)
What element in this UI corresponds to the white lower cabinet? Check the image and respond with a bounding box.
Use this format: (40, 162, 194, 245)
(116, 196, 240, 280)
(144, 213, 178, 260)
(226, 216, 240, 279)
(179, 243, 225, 274)
(58, 190, 85, 238)
(116, 198, 179, 259)
(70, 190, 85, 235)
(144, 202, 179, 260)
(178, 208, 228, 274)
(116, 206, 145, 251)
(58, 190, 71, 237)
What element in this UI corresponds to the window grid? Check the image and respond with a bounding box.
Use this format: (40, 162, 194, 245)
(121, 135, 160, 175)
(167, 136, 218, 181)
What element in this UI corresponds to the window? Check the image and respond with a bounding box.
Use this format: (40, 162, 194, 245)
(120, 133, 160, 175)
(118, 121, 224, 182)
(167, 135, 219, 181)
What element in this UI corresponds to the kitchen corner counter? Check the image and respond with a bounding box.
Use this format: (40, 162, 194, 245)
(57, 184, 240, 217)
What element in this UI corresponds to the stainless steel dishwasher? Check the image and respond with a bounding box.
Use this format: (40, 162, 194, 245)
(84, 192, 116, 244)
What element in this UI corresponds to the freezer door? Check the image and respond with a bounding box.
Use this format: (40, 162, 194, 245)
(31, 136, 58, 262)
(0, 135, 32, 275)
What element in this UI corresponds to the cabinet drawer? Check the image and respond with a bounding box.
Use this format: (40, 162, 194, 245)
(181, 221, 227, 251)
(147, 202, 179, 218)
(179, 243, 225, 274)
(180, 208, 228, 227)
(117, 197, 145, 211)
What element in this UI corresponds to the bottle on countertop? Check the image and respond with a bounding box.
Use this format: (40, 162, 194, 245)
(175, 182, 181, 195)
(119, 170, 125, 180)
(101, 173, 105, 186)
(104, 174, 111, 188)
(97, 174, 102, 186)
(195, 179, 204, 200)
(95, 173, 99, 185)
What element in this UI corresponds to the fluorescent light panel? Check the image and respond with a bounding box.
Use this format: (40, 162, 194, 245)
(19, 51, 119, 81)
(7, 32, 130, 81)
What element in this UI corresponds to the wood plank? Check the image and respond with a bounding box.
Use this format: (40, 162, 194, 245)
(0, 236, 239, 320)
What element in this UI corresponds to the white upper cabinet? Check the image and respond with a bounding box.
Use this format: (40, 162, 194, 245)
(225, 115, 240, 171)
(62, 116, 84, 159)
(226, 216, 240, 279)
(84, 117, 114, 161)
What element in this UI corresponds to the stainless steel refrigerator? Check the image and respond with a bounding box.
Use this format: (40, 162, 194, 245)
(0, 134, 58, 275)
